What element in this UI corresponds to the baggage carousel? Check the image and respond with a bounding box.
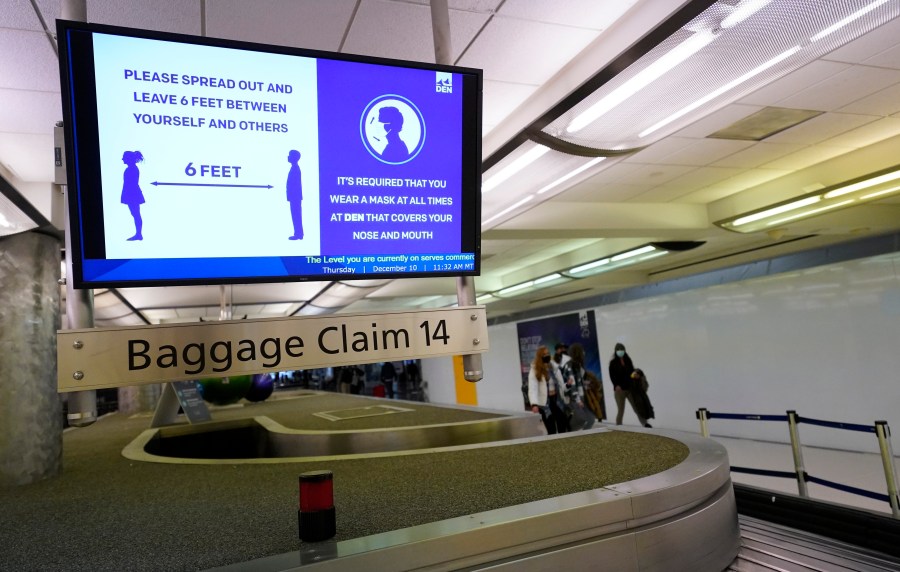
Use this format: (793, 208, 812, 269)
(0, 392, 740, 571)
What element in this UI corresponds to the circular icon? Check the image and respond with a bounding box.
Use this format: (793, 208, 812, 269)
(360, 95, 426, 165)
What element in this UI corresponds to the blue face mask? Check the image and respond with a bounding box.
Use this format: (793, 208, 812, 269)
(616, 350, 625, 358)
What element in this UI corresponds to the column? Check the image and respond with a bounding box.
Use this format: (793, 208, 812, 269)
(0, 231, 62, 485)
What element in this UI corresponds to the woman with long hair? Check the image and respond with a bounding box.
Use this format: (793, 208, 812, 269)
(528, 345, 569, 434)
(608, 342, 651, 427)
(562, 342, 596, 430)
(121, 150, 145, 241)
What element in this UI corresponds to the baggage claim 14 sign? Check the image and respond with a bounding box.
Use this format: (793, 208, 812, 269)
(58, 307, 488, 391)
(58, 20, 481, 288)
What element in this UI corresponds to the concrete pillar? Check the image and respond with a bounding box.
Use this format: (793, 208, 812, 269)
(0, 231, 62, 486)
(117, 384, 162, 416)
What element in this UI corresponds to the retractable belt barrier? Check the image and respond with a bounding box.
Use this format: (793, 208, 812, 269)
(696, 407, 900, 519)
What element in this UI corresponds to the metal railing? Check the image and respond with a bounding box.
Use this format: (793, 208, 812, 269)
(697, 408, 900, 518)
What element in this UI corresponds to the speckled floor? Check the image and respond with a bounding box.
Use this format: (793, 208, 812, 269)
(0, 392, 687, 572)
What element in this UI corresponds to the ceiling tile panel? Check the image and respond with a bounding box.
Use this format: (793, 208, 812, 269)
(0, 88, 61, 134)
(456, 16, 599, 84)
(765, 112, 878, 145)
(562, 181, 653, 202)
(0, 29, 59, 92)
(775, 65, 900, 112)
(822, 17, 900, 66)
(613, 164, 695, 188)
(636, 166, 746, 202)
(343, 0, 489, 62)
(738, 60, 852, 107)
(686, 168, 791, 203)
(482, 79, 538, 130)
(821, 117, 900, 149)
(711, 141, 806, 169)
(0, 132, 53, 181)
(638, 138, 756, 167)
(674, 104, 765, 139)
(838, 82, 900, 117)
(207, 0, 357, 51)
(861, 42, 900, 70)
(87, 0, 200, 35)
(761, 144, 855, 171)
(497, 0, 637, 30)
(400, 0, 502, 13)
(1, 1, 45, 30)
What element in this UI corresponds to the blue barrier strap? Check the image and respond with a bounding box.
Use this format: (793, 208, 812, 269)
(730, 466, 797, 479)
(708, 412, 788, 422)
(796, 416, 875, 433)
(805, 475, 890, 503)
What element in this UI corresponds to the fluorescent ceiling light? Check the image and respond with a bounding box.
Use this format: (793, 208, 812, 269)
(482, 145, 550, 193)
(861, 184, 900, 200)
(498, 281, 534, 297)
(811, 0, 890, 42)
(570, 258, 610, 275)
(482, 194, 534, 225)
(640, 45, 801, 138)
(475, 293, 495, 303)
(610, 245, 657, 262)
(534, 273, 563, 285)
(765, 199, 854, 226)
(720, 166, 900, 232)
(823, 169, 900, 199)
(720, 0, 773, 29)
(732, 195, 821, 226)
(536, 157, 606, 195)
(567, 31, 715, 133)
(565, 245, 669, 278)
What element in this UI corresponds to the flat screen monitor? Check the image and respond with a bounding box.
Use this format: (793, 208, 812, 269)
(57, 20, 481, 288)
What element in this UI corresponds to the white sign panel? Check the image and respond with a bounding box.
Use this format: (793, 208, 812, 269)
(58, 307, 487, 391)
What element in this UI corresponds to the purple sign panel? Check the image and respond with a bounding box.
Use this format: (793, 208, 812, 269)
(317, 60, 462, 255)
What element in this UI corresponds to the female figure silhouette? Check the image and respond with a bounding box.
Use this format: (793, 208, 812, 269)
(121, 150, 145, 241)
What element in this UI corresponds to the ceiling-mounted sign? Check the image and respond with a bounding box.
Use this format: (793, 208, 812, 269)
(58, 307, 487, 392)
(57, 20, 481, 289)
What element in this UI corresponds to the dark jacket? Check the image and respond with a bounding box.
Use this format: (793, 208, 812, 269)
(608, 354, 635, 392)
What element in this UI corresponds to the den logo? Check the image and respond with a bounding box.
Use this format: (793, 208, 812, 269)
(436, 72, 452, 93)
(360, 94, 426, 165)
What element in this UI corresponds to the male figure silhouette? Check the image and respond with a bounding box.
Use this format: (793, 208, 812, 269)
(286, 149, 303, 240)
(377, 107, 409, 162)
(120, 150, 145, 240)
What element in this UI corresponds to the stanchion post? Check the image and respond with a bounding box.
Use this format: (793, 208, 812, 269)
(874, 421, 900, 518)
(697, 408, 710, 437)
(786, 410, 808, 497)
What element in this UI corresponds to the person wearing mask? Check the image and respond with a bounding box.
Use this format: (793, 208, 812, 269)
(528, 345, 569, 434)
(554, 342, 571, 369)
(608, 342, 651, 427)
(379, 361, 397, 398)
(561, 342, 596, 430)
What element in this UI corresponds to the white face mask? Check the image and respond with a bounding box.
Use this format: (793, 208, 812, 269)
(616, 350, 625, 358)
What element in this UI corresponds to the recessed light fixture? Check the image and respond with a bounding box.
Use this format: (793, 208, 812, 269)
(482, 145, 550, 193)
(567, 31, 716, 134)
(717, 165, 900, 233)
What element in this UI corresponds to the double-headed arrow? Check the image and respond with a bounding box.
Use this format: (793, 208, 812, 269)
(151, 181, 273, 189)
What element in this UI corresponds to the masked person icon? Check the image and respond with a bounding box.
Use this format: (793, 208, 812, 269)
(377, 107, 409, 162)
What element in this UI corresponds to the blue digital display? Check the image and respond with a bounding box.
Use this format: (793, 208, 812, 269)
(58, 21, 481, 288)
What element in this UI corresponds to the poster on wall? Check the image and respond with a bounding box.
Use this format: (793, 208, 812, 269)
(516, 310, 604, 418)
